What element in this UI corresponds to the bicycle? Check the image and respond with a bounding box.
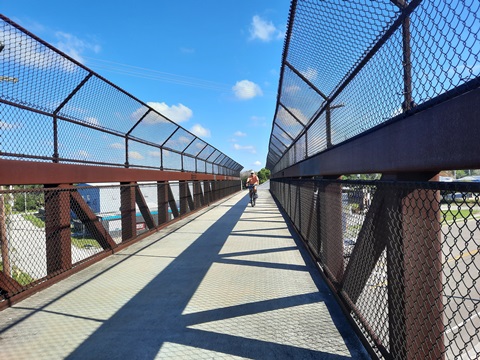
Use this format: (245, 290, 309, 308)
(247, 184, 257, 207)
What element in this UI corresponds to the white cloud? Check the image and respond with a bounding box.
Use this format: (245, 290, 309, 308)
(55, 31, 101, 64)
(234, 131, 247, 137)
(289, 108, 310, 124)
(0, 29, 76, 72)
(84, 116, 100, 126)
(190, 124, 211, 138)
(77, 150, 89, 159)
(131, 107, 170, 124)
(147, 102, 193, 123)
(0, 120, 20, 130)
(148, 150, 160, 157)
(254, 161, 262, 166)
(233, 143, 256, 154)
(129, 151, 144, 160)
(178, 136, 191, 144)
(109, 142, 124, 149)
(301, 67, 318, 82)
(278, 106, 309, 126)
(232, 80, 263, 100)
(249, 15, 282, 42)
(285, 85, 301, 94)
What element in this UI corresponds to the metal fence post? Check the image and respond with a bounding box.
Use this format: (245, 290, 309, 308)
(321, 179, 344, 283)
(194, 181, 203, 209)
(179, 181, 188, 216)
(120, 182, 136, 242)
(157, 181, 169, 224)
(44, 185, 72, 274)
(401, 183, 444, 359)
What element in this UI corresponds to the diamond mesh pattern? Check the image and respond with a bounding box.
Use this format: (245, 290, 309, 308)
(0, 16, 241, 174)
(271, 178, 480, 359)
(0, 180, 240, 302)
(267, 0, 480, 173)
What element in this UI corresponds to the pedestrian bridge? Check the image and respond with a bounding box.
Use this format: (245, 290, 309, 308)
(0, 184, 369, 359)
(1, 1, 480, 358)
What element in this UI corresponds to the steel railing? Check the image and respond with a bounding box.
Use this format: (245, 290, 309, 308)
(266, 0, 479, 174)
(266, 0, 480, 358)
(271, 178, 480, 359)
(0, 14, 243, 308)
(0, 15, 242, 176)
(0, 179, 240, 307)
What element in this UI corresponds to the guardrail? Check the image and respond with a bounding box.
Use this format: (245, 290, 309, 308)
(0, 15, 243, 308)
(271, 178, 480, 359)
(266, 0, 479, 174)
(266, 0, 480, 358)
(0, 167, 240, 309)
(0, 15, 242, 176)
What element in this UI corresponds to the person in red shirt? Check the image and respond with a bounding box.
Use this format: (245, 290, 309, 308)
(246, 171, 259, 197)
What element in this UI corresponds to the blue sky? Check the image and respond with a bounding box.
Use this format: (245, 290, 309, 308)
(2, 0, 291, 172)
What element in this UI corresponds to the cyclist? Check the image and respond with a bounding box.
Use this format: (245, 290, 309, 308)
(245, 171, 259, 198)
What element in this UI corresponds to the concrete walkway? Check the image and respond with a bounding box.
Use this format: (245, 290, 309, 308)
(0, 185, 369, 359)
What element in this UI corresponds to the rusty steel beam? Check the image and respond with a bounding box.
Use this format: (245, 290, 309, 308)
(157, 181, 170, 225)
(320, 181, 344, 284)
(342, 188, 392, 303)
(120, 182, 137, 242)
(284, 61, 328, 100)
(204, 181, 212, 206)
(179, 181, 188, 216)
(193, 181, 203, 209)
(135, 186, 155, 230)
(273, 87, 480, 177)
(0, 159, 239, 186)
(401, 184, 444, 359)
(44, 185, 72, 275)
(186, 183, 195, 211)
(340, 173, 443, 359)
(167, 184, 179, 219)
(70, 190, 117, 250)
(0, 271, 23, 295)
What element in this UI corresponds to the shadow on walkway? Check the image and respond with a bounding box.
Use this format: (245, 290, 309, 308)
(0, 189, 369, 359)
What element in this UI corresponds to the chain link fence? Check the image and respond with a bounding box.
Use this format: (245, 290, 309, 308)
(0, 15, 242, 176)
(271, 178, 480, 359)
(267, 0, 480, 173)
(0, 180, 239, 304)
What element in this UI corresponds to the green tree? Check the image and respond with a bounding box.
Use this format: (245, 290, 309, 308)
(13, 185, 44, 212)
(257, 168, 271, 184)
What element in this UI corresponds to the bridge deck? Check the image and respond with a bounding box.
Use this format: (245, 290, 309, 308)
(0, 184, 368, 359)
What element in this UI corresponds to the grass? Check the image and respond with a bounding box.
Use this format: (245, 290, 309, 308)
(0, 262, 35, 286)
(22, 214, 101, 249)
(22, 214, 45, 228)
(441, 209, 479, 223)
(71, 237, 101, 249)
